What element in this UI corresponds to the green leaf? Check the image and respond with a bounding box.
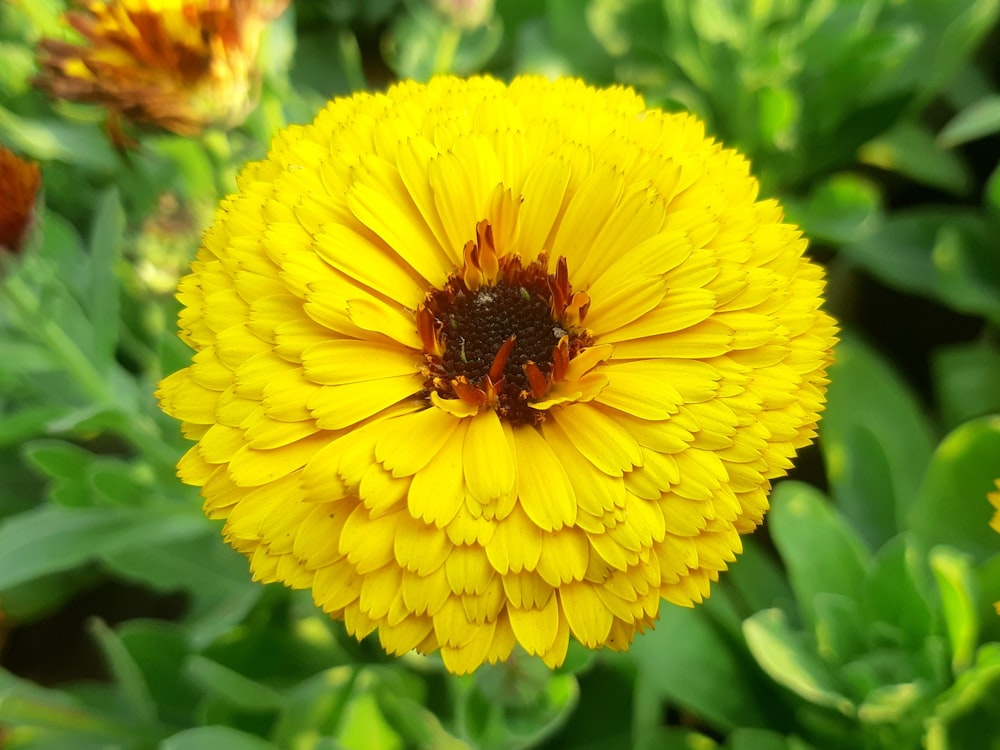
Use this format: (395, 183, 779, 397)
(930, 547, 979, 673)
(939, 94, 1000, 147)
(932, 341, 1000, 430)
(987, 161, 1000, 220)
(719, 537, 795, 617)
(812, 594, 866, 667)
(183, 655, 285, 713)
(630, 606, 771, 730)
(0, 406, 65, 448)
(116, 620, 198, 721)
(976, 553, 1000, 641)
(907, 415, 1000, 563)
(0, 668, 140, 745)
(102, 532, 261, 648)
(161, 726, 278, 750)
(786, 173, 883, 245)
(767, 481, 869, 628)
(88, 619, 157, 724)
(862, 534, 936, 648)
(840, 208, 1000, 327)
(272, 666, 356, 748)
(374, 688, 467, 750)
(925, 643, 1000, 749)
(728, 728, 819, 750)
(339, 690, 403, 750)
(856, 680, 937, 748)
(643, 726, 720, 750)
(0, 105, 118, 172)
(0, 504, 207, 589)
(86, 189, 125, 366)
(859, 122, 970, 195)
(22, 439, 93, 481)
(819, 333, 936, 547)
(756, 85, 800, 150)
(743, 609, 854, 715)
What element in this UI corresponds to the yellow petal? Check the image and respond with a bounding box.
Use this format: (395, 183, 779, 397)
(375, 407, 461, 477)
(512, 425, 577, 531)
(394, 515, 451, 575)
(307, 375, 421, 430)
(314, 222, 425, 306)
(463, 409, 516, 503)
(507, 593, 560, 656)
(445, 543, 496, 596)
(559, 581, 613, 647)
(301, 339, 420, 385)
(339, 505, 402, 574)
(408, 419, 467, 527)
(552, 403, 641, 477)
(485, 505, 542, 574)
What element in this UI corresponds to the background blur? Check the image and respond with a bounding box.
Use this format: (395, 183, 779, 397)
(1, 1, 1000, 748)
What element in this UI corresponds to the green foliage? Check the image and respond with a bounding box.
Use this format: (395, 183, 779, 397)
(1, 0, 999, 748)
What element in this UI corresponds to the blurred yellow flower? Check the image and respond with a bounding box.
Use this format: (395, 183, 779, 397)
(34, 0, 288, 138)
(157, 76, 838, 673)
(0, 145, 41, 256)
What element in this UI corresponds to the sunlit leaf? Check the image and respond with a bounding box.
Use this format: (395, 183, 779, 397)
(743, 608, 854, 714)
(907, 415, 1000, 562)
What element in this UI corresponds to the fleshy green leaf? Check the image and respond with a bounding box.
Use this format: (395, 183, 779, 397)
(812, 594, 866, 667)
(860, 122, 970, 195)
(743, 609, 854, 715)
(719, 537, 796, 617)
(840, 208, 1000, 327)
(862, 534, 936, 648)
(101, 532, 261, 648)
(339, 689, 403, 750)
(907, 415, 1000, 562)
(925, 643, 1000, 749)
(767, 481, 869, 628)
(183, 655, 286, 713)
(727, 728, 820, 750)
(786, 173, 883, 245)
(88, 619, 158, 724)
(932, 341, 1000, 430)
(161, 726, 278, 750)
(631, 605, 771, 730)
(0, 105, 118, 172)
(0, 504, 207, 589)
(930, 547, 980, 673)
(819, 333, 936, 548)
(271, 666, 356, 748)
(938, 94, 1000, 147)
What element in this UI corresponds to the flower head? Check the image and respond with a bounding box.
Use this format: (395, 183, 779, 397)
(34, 0, 288, 137)
(0, 145, 41, 257)
(157, 76, 838, 674)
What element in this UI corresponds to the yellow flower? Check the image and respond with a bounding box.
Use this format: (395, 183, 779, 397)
(157, 76, 838, 674)
(34, 0, 288, 138)
(0, 145, 41, 257)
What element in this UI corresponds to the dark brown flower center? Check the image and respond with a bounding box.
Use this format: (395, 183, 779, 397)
(440, 282, 564, 398)
(417, 220, 592, 425)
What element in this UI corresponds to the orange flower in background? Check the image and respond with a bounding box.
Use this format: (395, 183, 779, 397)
(34, 0, 288, 138)
(0, 145, 41, 256)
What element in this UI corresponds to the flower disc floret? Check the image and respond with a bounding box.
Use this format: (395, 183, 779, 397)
(157, 75, 838, 674)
